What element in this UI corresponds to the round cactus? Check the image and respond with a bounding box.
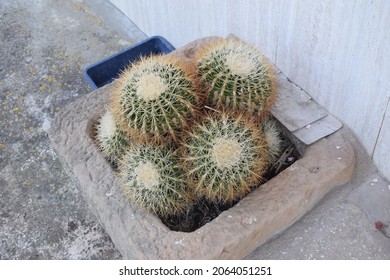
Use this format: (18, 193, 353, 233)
(261, 118, 283, 164)
(118, 144, 193, 217)
(180, 112, 269, 203)
(111, 55, 200, 144)
(95, 109, 131, 166)
(195, 38, 277, 118)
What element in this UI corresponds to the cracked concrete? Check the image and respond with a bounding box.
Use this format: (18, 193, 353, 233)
(1, 0, 389, 260)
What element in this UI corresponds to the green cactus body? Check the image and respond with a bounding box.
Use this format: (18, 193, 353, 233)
(118, 144, 192, 217)
(196, 39, 277, 118)
(112, 55, 200, 144)
(96, 109, 131, 165)
(261, 118, 283, 164)
(181, 112, 269, 203)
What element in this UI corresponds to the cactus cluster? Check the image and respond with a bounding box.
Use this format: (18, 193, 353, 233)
(94, 37, 284, 222)
(195, 38, 277, 118)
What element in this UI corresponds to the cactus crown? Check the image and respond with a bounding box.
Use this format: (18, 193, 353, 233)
(181, 112, 269, 203)
(95, 109, 131, 165)
(118, 144, 192, 217)
(112, 55, 200, 144)
(196, 38, 277, 118)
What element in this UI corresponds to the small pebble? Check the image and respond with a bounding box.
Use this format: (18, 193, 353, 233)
(375, 221, 384, 230)
(336, 145, 341, 149)
(372, 178, 379, 183)
(305, 124, 312, 129)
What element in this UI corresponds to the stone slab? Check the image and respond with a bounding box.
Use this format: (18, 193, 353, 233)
(48, 38, 355, 259)
(293, 114, 343, 145)
(272, 72, 328, 132)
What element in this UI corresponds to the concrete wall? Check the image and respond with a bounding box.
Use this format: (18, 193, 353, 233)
(110, 0, 390, 180)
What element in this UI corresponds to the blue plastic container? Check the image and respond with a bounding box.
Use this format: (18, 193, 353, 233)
(83, 36, 175, 89)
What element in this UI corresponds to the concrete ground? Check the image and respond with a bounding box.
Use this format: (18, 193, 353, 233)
(0, 0, 389, 260)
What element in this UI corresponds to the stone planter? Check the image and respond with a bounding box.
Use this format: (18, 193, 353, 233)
(48, 37, 355, 259)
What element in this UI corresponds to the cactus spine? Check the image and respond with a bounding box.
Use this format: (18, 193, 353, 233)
(261, 118, 283, 164)
(111, 55, 200, 144)
(195, 38, 277, 118)
(118, 144, 192, 217)
(180, 112, 269, 203)
(95, 109, 131, 165)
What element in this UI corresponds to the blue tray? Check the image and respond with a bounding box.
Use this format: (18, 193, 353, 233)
(83, 36, 175, 89)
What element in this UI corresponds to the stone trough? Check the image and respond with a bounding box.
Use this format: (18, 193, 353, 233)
(48, 37, 355, 259)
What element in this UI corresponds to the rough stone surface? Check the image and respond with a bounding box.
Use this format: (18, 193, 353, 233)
(48, 39, 355, 259)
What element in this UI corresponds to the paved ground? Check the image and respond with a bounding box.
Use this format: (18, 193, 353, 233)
(0, 0, 145, 259)
(0, 0, 389, 260)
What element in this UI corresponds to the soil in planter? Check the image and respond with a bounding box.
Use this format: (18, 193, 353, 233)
(91, 116, 301, 233)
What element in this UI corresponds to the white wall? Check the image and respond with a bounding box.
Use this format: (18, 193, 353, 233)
(111, 0, 390, 179)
